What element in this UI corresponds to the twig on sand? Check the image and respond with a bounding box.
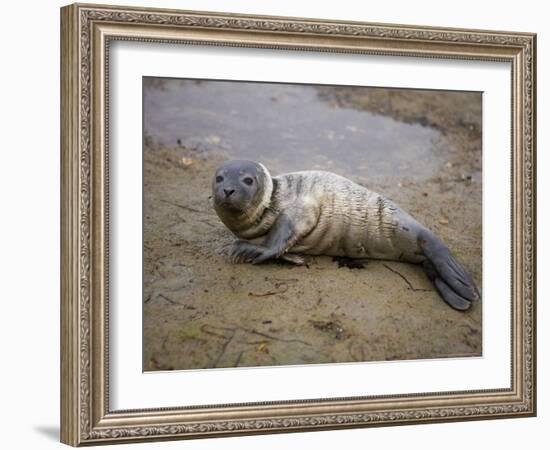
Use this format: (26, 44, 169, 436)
(160, 199, 203, 214)
(241, 327, 311, 346)
(265, 277, 299, 284)
(248, 277, 299, 297)
(196, 218, 217, 228)
(158, 293, 180, 305)
(213, 332, 235, 368)
(382, 264, 432, 292)
(234, 351, 244, 367)
(200, 324, 235, 339)
(161, 335, 169, 352)
(248, 285, 289, 297)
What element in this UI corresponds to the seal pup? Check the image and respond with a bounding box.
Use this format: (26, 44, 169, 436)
(212, 160, 480, 311)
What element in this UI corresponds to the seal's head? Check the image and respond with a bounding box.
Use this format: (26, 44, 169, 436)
(212, 160, 273, 231)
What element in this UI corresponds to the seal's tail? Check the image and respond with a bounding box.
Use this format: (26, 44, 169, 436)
(418, 229, 480, 311)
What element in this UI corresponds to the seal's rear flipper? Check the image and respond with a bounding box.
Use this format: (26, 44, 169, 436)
(433, 276, 472, 311)
(419, 230, 480, 310)
(423, 260, 473, 311)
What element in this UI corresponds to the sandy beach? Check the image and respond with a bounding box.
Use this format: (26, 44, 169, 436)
(142, 80, 482, 371)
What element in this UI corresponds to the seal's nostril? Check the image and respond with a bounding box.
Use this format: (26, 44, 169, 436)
(223, 189, 235, 198)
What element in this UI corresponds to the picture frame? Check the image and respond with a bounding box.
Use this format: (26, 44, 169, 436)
(60, 2, 536, 446)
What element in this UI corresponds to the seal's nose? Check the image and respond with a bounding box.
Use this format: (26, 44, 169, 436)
(223, 188, 235, 198)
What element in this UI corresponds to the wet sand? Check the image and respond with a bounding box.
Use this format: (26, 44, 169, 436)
(143, 80, 482, 371)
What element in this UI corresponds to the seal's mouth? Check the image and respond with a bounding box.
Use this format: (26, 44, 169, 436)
(216, 198, 244, 213)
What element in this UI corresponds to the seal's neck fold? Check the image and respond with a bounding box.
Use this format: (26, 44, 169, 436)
(255, 163, 273, 214)
(239, 163, 273, 229)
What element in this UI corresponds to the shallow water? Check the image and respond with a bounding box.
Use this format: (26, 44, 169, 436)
(143, 78, 442, 178)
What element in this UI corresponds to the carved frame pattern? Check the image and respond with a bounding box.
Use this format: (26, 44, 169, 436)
(60, 3, 536, 446)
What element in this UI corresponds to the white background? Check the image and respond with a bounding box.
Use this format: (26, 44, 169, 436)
(0, 0, 546, 449)
(111, 43, 511, 409)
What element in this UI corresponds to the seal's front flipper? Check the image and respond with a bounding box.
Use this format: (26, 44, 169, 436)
(229, 211, 314, 265)
(253, 205, 319, 265)
(419, 230, 479, 310)
(229, 240, 265, 264)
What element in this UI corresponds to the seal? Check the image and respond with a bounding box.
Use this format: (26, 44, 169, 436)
(212, 160, 480, 311)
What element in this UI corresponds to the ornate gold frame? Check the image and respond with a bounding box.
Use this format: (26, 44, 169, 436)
(60, 3, 536, 446)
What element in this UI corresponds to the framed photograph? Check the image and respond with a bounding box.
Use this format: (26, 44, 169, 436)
(60, 3, 536, 446)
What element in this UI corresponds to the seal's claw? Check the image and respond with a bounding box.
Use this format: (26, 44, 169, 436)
(230, 240, 268, 264)
(251, 250, 275, 264)
(229, 240, 251, 264)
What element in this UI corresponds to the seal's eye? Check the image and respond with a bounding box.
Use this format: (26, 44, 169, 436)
(215, 175, 224, 183)
(242, 177, 254, 186)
